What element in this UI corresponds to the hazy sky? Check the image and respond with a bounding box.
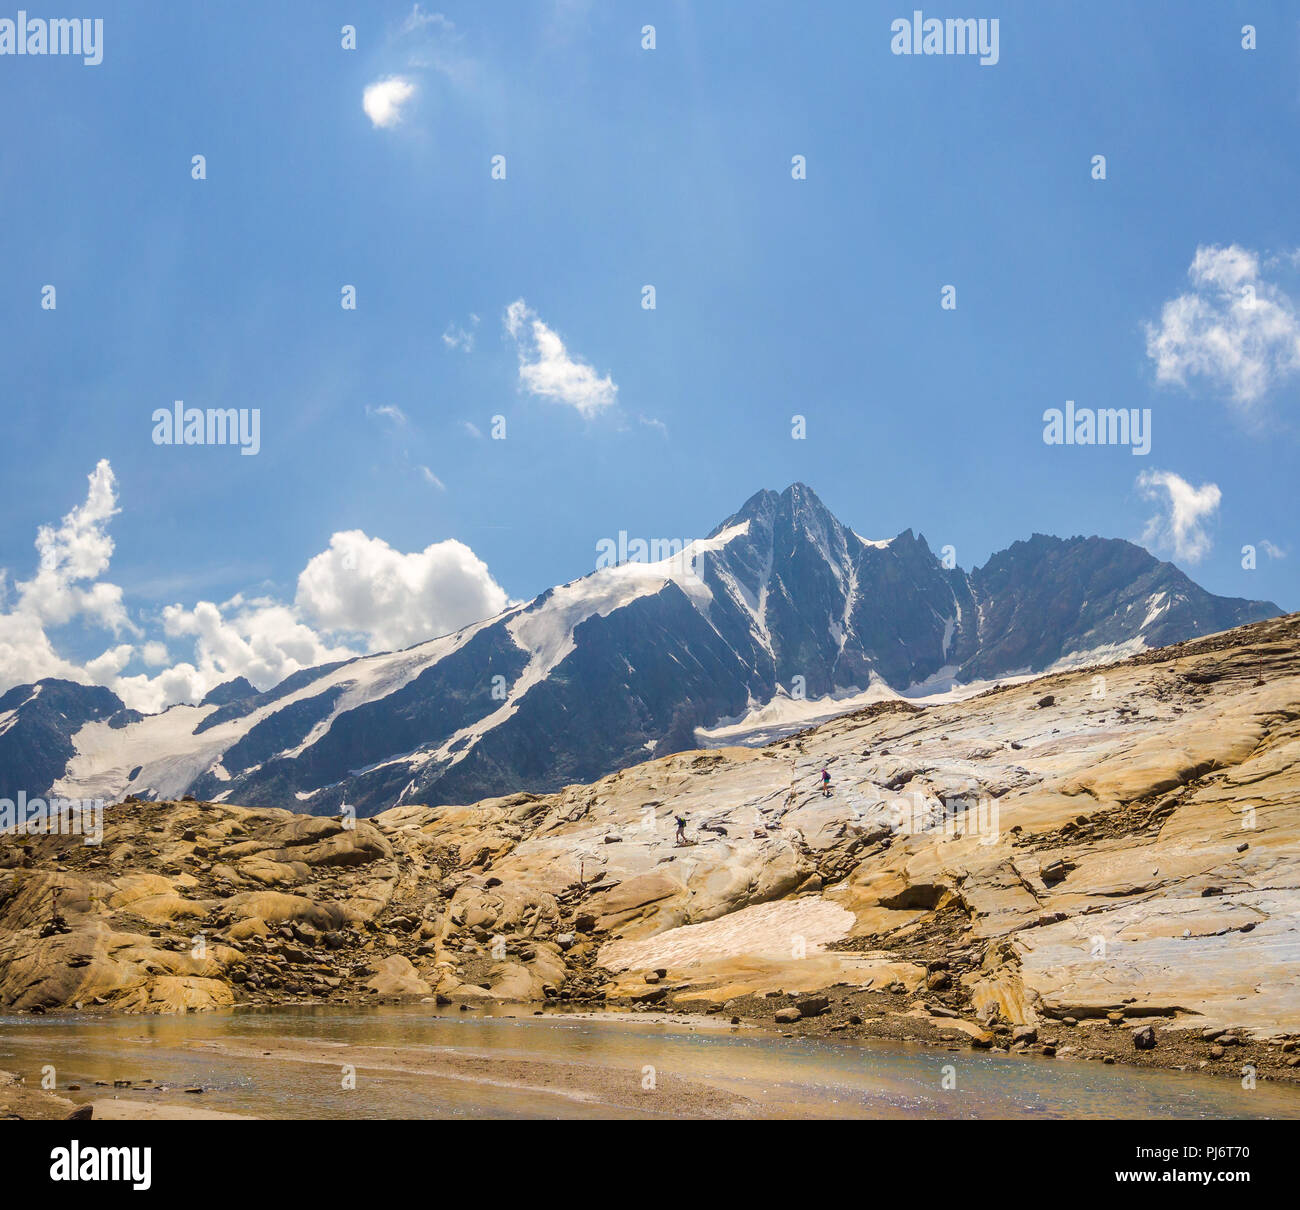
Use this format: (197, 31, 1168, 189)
(2, 0, 1297, 710)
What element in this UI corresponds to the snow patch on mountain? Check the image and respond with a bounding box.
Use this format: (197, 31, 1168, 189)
(1141, 591, 1171, 630)
(55, 614, 502, 801)
(697, 678, 902, 746)
(15, 484, 1277, 817)
(852, 531, 894, 550)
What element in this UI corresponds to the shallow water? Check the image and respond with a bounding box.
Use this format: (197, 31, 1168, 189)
(2, 1005, 1297, 1119)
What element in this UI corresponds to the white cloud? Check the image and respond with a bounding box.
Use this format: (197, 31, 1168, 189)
(0, 460, 141, 692)
(442, 314, 478, 352)
(461, 420, 483, 439)
(1137, 469, 1222, 564)
(402, 4, 453, 35)
(84, 644, 134, 683)
(295, 531, 508, 652)
(25, 458, 133, 634)
(0, 461, 513, 713)
(0, 606, 94, 690)
(504, 299, 618, 417)
(365, 404, 408, 427)
(1261, 539, 1286, 560)
(154, 597, 357, 707)
(1146, 244, 1300, 409)
(400, 7, 478, 87)
(363, 8, 481, 137)
(418, 466, 447, 491)
(363, 76, 417, 128)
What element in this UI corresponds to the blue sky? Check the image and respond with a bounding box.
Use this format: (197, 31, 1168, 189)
(1, 0, 1297, 709)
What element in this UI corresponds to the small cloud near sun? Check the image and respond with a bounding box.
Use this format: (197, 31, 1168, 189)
(363, 76, 417, 128)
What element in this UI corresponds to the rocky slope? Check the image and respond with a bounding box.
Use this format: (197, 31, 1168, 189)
(3, 484, 1277, 816)
(2, 612, 1297, 1080)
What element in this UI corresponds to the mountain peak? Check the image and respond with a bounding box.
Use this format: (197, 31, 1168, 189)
(200, 676, 259, 708)
(11, 484, 1281, 817)
(716, 483, 837, 535)
(780, 482, 838, 526)
(713, 487, 777, 535)
(735, 487, 781, 519)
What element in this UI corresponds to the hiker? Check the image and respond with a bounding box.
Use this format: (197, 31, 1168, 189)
(820, 767, 831, 797)
(674, 815, 688, 845)
(39, 887, 70, 938)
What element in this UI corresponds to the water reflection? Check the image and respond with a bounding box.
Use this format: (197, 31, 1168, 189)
(2, 1005, 1296, 1120)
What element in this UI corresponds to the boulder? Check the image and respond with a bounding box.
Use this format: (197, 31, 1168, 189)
(361, 955, 431, 998)
(1132, 1025, 1157, 1051)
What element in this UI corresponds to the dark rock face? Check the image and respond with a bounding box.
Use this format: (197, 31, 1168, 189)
(0, 680, 123, 798)
(960, 533, 1270, 681)
(193, 660, 352, 735)
(700, 485, 979, 697)
(0, 485, 1279, 816)
(198, 677, 258, 708)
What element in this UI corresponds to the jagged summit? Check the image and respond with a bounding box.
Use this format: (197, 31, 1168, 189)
(718, 486, 780, 531)
(0, 485, 1279, 816)
(199, 677, 258, 708)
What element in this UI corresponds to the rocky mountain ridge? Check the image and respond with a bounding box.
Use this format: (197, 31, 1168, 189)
(0, 484, 1279, 816)
(2, 611, 1297, 1084)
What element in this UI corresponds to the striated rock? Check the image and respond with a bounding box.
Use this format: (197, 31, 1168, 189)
(1, 611, 1297, 1045)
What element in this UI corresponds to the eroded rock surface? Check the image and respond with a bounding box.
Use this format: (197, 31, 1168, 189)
(3, 614, 1298, 1079)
